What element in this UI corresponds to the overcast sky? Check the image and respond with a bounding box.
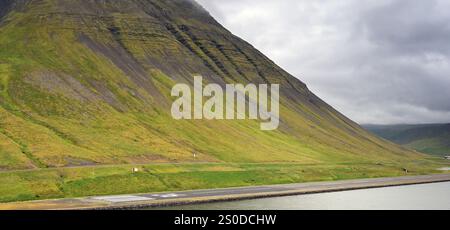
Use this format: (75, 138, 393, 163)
(196, 0, 450, 125)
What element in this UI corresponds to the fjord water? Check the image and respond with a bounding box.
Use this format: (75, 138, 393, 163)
(154, 182, 450, 210)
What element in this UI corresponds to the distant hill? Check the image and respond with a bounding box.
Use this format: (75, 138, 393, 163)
(363, 124, 450, 157)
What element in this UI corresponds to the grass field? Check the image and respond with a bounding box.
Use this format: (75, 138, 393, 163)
(1, 160, 448, 203)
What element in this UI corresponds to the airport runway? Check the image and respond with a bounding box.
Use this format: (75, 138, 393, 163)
(1, 174, 450, 210)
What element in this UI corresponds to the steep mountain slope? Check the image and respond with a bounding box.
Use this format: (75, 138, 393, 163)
(364, 124, 450, 157)
(0, 0, 427, 172)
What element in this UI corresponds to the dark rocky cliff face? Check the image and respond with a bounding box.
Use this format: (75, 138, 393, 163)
(0, 0, 19, 19)
(0, 0, 421, 168)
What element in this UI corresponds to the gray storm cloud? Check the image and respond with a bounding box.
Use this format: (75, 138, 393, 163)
(196, 0, 450, 124)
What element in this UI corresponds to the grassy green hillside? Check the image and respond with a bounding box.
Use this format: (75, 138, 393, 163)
(0, 0, 447, 202)
(364, 124, 450, 157)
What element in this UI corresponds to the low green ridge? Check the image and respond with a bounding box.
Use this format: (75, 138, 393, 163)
(364, 124, 450, 157)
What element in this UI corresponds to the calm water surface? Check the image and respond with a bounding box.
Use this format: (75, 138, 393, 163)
(152, 182, 450, 210)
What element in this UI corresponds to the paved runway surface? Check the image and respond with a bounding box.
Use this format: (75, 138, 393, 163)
(1, 174, 450, 210)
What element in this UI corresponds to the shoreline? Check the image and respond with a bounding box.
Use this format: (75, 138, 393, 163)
(0, 174, 449, 210)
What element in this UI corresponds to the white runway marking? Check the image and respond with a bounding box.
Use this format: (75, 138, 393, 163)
(91, 195, 154, 203)
(151, 193, 183, 198)
(160, 193, 179, 198)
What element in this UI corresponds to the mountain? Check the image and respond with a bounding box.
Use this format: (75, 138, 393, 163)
(0, 0, 426, 168)
(364, 124, 450, 157)
(0, 0, 443, 202)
